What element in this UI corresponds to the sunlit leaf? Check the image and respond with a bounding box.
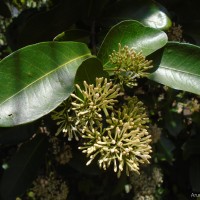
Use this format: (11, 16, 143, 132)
(98, 20, 167, 69)
(149, 42, 200, 95)
(0, 42, 91, 127)
(101, 0, 171, 30)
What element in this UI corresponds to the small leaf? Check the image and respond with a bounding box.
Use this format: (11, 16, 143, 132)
(0, 42, 91, 127)
(156, 134, 175, 163)
(164, 110, 184, 138)
(148, 42, 200, 95)
(0, 134, 48, 200)
(97, 20, 168, 69)
(74, 57, 109, 89)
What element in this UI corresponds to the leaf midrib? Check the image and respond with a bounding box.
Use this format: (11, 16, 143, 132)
(0, 53, 91, 106)
(153, 65, 200, 79)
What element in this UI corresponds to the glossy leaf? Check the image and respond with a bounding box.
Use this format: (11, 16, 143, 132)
(74, 57, 109, 100)
(98, 20, 168, 68)
(0, 134, 48, 200)
(148, 42, 200, 95)
(101, 0, 172, 30)
(74, 57, 109, 88)
(0, 42, 91, 127)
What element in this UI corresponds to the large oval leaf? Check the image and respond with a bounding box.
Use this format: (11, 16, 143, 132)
(0, 134, 48, 200)
(148, 42, 200, 95)
(101, 0, 172, 30)
(97, 20, 168, 68)
(0, 42, 91, 127)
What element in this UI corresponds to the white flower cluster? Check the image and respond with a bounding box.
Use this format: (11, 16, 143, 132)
(52, 45, 153, 176)
(52, 77, 152, 176)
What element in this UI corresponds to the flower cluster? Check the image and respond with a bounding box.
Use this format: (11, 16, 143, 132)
(52, 77, 123, 141)
(13, 0, 52, 10)
(174, 98, 200, 116)
(51, 99, 79, 141)
(52, 77, 152, 177)
(130, 166, 163, 200)
(79, 96, 152, 177)
(71, 77, 123, 121)
(0, 16, 12, 55)
(109, 43, 153, 87)
(167, 23, 183, 42)
(18, 173, 69, 200)
(149, 124, 162, 144)
(49, 136, 72, 165)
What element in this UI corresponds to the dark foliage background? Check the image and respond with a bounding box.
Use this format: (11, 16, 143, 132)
(0, 0, 200, 200)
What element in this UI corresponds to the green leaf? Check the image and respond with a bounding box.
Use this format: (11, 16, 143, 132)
(53, 29, 90, 43)
(156, 134, 175, 163)
(164, 110, 184, 138)
(101, 0, 172, 30)
(0, 42, 91, 127)
(74, 57, 109, 89)
(74, 57, 109, 100)
(148, 42, 200, 95)
(0, 134, 48, 200)
(97, 20, 168, 69)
